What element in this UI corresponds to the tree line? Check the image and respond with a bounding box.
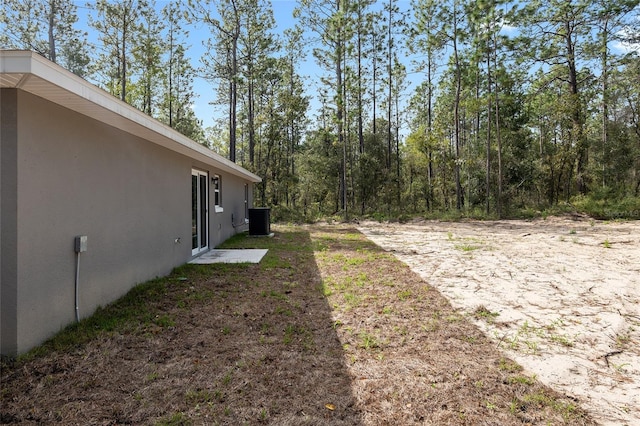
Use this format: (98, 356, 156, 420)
(2, 0, 639, 220)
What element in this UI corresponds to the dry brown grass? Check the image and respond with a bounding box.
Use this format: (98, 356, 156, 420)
(0, 224, 595, 425)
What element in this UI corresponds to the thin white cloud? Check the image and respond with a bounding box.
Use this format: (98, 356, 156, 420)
(612, 40, 640, 53)
(500, 23, 518, 35)
(613, 27, 640, 53)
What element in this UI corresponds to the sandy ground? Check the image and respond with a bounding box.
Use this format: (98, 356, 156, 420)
(358, 217, 640, 426)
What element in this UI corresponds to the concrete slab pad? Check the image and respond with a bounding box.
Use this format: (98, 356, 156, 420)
(189, 249, 268, 264)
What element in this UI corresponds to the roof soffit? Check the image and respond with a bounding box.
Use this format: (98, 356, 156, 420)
(0, 50, 261, 183)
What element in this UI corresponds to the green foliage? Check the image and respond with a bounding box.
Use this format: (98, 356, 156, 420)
(1, 0, 90, 76)
(270, 204, 310, 224)
(11, 0, 640, 220)
(571, 194, 640, 220)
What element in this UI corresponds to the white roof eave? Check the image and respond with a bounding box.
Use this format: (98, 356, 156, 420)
(0, 50, 261, 183)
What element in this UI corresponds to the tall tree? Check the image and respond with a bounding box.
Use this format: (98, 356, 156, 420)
(281, 28, 310, 207)
(517, 0, 593, 195)
(0, 0, 89, 76)
(587, 0, 638, 188)
(190, 0, 242, 162)
(130, 0, 164, 116)
(158, 2, 204, 142)
(237, 0, 278, 166)
(408, 0, 446, 211)
(437, 0, 469, 210)
(90, 0, 142, 101)
(295, 0, 353, 219)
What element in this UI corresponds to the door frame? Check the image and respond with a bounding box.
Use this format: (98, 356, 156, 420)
(191, 169, 209, 256)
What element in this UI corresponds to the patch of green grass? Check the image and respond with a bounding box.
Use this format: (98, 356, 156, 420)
(274, 306, 292, 316)
(615, 330, 632, 348)
(455, 243, 481, 252)
(508, 375, 536, 385)
(221, 371, 233, 386)
(473, 305, 499, 322)
(260, 323, 271, 334)
(518, 391, 580, 421)
(146, 372, 159, 382)
(446, 314, 464, 323)
(525, 339, 539, 354)
(422, 319, 439, 332)
(549, 334, 574, 347)
(485, 401, 497, 410)
(283, 324, 296, 344)
(183, 288, 215, 303)
(212, 389, 225, 402)
(319, 279, 334, 296)
(17, 276, 175, 361)
(259, 408, 269, 421)
(155, 412, 192, 426)
(282, 324, 314, 349)
(185, 388, 213, 404)
(397, 289, 412, 301)
(153, 314, 175, 328)
(612, 362, 631, 373)
(460, 335, 478, 344)
(354, 272, 369, 287)
(498, 358, 523, 373)
(359, 332, 379, 350)
(506, 319, 577, 350)
(261, 289, 288, 302)
(519, 320, 544, 337)
(344, 232, 364, 241)
(343, 292, 361, 309)
(260, 253, 292, 269)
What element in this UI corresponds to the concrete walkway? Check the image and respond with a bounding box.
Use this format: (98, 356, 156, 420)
(189, 249, 268, 264)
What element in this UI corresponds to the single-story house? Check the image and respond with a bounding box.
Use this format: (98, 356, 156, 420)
(0, 50, 261, 357)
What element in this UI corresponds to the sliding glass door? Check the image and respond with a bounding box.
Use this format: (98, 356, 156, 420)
(191, 169, 209, 255)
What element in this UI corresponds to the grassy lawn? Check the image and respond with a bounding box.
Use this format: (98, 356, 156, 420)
(0, 224, 594, 425)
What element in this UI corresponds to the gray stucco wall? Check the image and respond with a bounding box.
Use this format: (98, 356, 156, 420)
(1, 89, 253, 356)
(1, 89, 19, 356)
(209, 171, 251, 246)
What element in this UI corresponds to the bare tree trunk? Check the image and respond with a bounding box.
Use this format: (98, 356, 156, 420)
(48, 0, 56, 63)
(336, 0, 347, 220)
(453, 13, 462, 211)
(494, 32, 503, 218)
(485, 49, 491, 215)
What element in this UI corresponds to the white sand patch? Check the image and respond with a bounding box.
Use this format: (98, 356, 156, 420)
(359, 217, 640, 426)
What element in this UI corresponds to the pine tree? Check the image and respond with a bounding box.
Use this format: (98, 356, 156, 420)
(1, 0, 89, 76)
(89, 0, 143, 102)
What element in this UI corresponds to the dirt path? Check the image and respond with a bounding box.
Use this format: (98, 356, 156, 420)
(358, 217, 640, 426)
